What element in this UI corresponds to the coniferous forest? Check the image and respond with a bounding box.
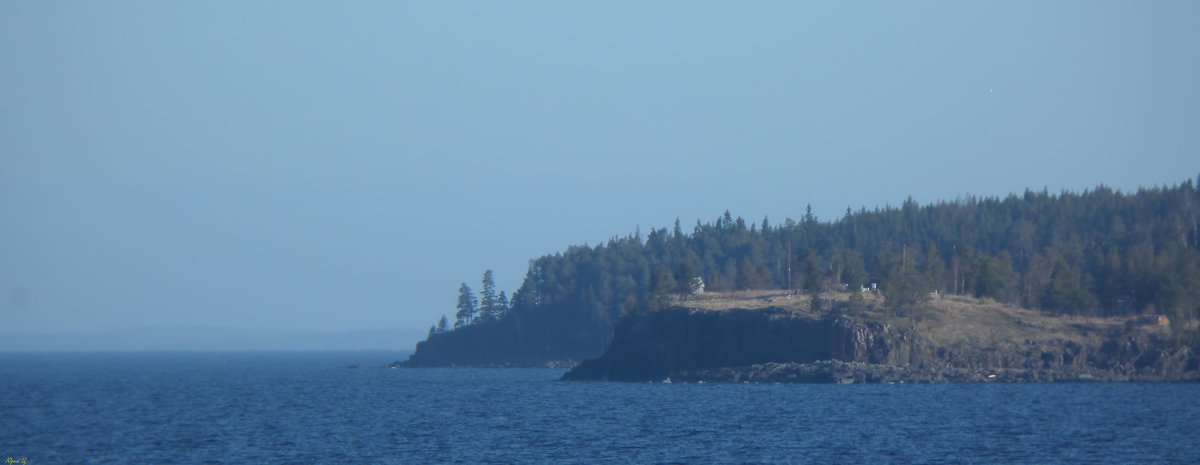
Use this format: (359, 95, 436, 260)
(406, 177, 1200, 366)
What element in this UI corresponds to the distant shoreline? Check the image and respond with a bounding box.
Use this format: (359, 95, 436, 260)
(0, 326, 426, 352)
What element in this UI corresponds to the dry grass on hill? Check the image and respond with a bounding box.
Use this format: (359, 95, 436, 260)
(669, 290, 813, 313)
(669, 290, 1172, 349)
(669, 289, 882, 316)
(915, 296, 1145, 349)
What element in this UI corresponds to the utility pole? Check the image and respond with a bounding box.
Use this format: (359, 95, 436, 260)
(952, 244, 960, 295)
(787, 238, 793, 294)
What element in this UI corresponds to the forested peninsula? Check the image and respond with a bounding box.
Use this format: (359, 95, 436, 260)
(394, 178, 1200, 383)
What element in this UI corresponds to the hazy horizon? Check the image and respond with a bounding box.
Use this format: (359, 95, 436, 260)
(3, 2, 1198, 347)
(0, 325, 426, 352)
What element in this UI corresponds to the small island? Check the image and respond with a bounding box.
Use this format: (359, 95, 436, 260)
(395, 177, 1200, 383)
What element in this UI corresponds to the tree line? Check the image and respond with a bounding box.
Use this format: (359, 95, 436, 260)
(413, 176, 1200, 365)
(427, 269, 511, 338)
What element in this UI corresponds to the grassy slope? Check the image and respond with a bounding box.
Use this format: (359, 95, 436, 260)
(671, 290, 1183, 354)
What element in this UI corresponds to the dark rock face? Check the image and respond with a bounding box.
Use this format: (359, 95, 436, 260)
(395, 305, 613, 368)
(562, 307, 1200, 383)
(562, 307, 915, 381)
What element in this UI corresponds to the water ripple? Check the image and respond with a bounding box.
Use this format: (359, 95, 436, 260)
(2, 352, 1198, 464)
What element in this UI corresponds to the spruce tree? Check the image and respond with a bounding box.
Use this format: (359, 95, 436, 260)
(454, 283, 478, 329)
(497, 291, 509, 318)
(479, 269, 499, 322)
(841, 249, 868, 291)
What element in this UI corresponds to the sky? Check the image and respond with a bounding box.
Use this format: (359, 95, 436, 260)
(2, 2, 1198, 344)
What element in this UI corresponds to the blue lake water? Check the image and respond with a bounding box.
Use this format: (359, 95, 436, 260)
(1, 351, 1198, 464)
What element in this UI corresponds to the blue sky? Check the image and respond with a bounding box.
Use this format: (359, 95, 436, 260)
(2, 2, 1197, 341)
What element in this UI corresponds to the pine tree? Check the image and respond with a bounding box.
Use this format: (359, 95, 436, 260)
(497, 291, 509, 319)
(920, 243, 946, 294)
(436, 314, 449, 333)
(1045, 260, 1097, 316)
(803, 204, 817, 225)
(802, 250, 823, 293)
(880, 246, 931, 315)
(454, 283, 478, 328)
(479, 269, 499, 322)
(650, 265, 678, 302)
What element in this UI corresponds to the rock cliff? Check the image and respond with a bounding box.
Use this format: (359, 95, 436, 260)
(562, 300, 1200, 383)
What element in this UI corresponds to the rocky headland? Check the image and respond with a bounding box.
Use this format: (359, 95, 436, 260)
(561, 292, 1200, 383)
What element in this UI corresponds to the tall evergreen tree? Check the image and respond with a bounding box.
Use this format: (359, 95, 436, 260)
(454, 283, 478, 329)
(735, 257, 761, 290)
(1045, 260, 1097, 315)
(973, 252, 1019, 304)
(880, 247, 931, 314)
(920, 243, 946, 294)
(651, 266, 678, 295)
(803, 204, 817, 225)
(479, 269, 499, 322)
(841, 249, 869, 290)
(497, 291, 510, 318)
(802, 250, 823, 292)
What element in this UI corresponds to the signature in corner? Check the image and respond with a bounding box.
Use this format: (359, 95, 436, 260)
(5, 458, 27, 465)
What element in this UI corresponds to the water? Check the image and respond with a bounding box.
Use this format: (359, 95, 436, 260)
(2, 351, 1198, 464)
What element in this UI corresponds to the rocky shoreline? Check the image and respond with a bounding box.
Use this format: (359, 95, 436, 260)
(561, 305, 1200, 384)
(670, 360, 1200, 384)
